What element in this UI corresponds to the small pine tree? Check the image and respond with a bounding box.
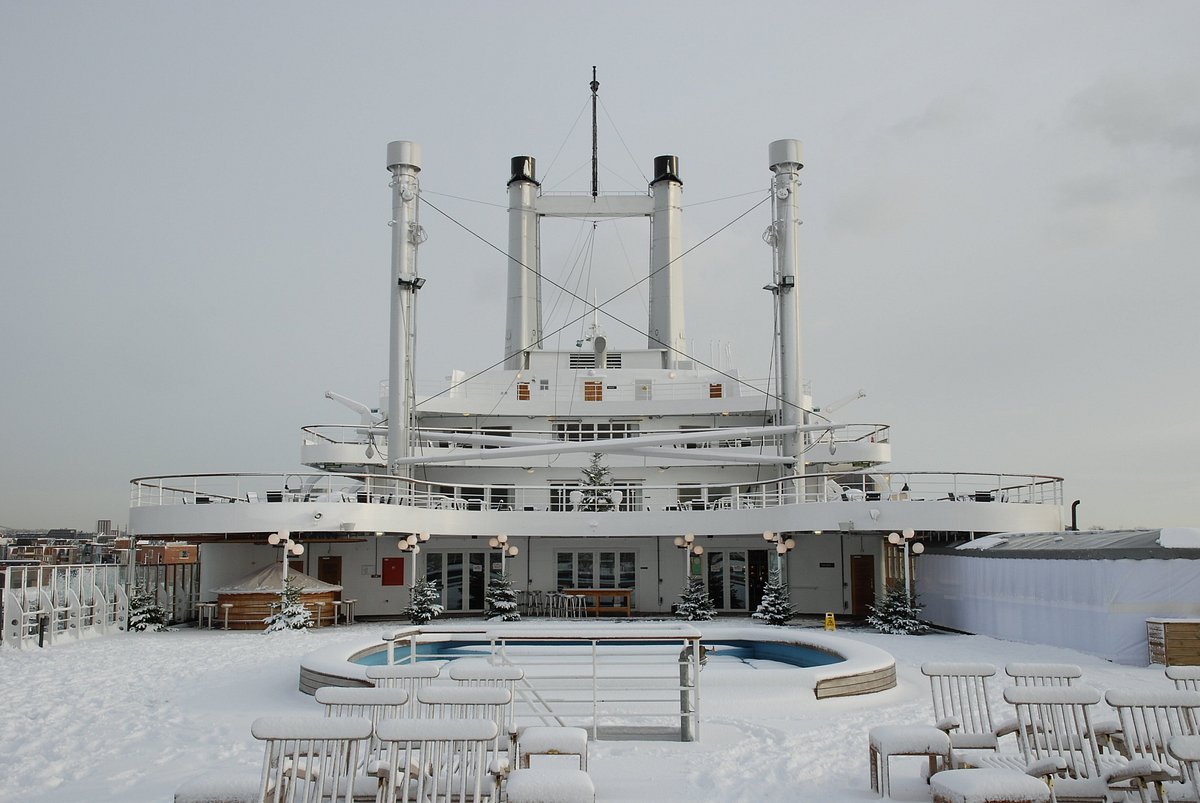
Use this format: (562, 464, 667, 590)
(866, 587, 929, 635)
(128, 588, 168, 632)
(404, 576, 444, 625)
(263, 576, 312, 632)
(485, 573, 521, 621)
(752, 571, 796, 626)
(579, 452, 616, 511)
(675, 575, 716, 621)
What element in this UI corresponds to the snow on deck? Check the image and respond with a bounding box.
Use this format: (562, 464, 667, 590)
(0, 622, 1169, 802)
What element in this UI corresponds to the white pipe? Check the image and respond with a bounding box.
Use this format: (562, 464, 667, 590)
(648, 156, 685, 366)
(769, 140, 805, 465)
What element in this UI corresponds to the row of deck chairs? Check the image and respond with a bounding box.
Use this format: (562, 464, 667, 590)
(176, 661, 594, 803)
(899, 661, 1200, 802)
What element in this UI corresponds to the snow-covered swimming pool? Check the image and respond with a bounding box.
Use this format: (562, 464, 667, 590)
(349, 637, 846, 668)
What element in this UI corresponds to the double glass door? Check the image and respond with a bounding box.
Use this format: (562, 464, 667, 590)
(424, 551, 500, 612)
(556, 550, 636, 608)
(705, 549, 771, 611)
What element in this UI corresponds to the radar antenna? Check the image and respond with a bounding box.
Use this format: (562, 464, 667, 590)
(590, 66, 600, 199)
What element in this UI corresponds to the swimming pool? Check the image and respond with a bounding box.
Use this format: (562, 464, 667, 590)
(350, 637, 845, 668)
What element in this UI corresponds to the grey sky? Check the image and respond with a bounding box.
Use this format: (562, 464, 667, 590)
(1, 1, 1196, 531)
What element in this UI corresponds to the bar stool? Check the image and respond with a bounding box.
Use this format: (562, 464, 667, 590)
(566, 594, 588, 619)
(342, 599, 357, 624)
(314, 601, 326, 627)
(220, 603, 233, 630)
(197, 602, 217, 629)
(331, 599, 344, 625)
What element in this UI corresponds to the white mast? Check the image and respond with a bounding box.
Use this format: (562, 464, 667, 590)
(504, 156, 540, 369)
(648, 154, 685, 366)
(386, 141, 423, 476)
(769, 139, 805, 466)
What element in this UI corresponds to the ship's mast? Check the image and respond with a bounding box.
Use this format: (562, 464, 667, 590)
(768, 139, 806, 466)
(386, 141, 423, 477)
(590, 66, 599, 199)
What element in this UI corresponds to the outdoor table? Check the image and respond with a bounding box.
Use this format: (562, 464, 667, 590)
(564, 588, 632, 617)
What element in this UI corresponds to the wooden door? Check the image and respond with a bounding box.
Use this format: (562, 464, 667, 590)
(318, 556, 342, 599)
(850, 554, 876, 616)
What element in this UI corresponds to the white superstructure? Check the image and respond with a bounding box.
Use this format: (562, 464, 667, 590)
(129, 123, 1064, 619)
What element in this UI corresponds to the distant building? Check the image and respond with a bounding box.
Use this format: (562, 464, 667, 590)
(96, 520, 114, 536)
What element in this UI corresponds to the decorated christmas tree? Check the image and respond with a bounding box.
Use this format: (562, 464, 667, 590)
(866, 586, 929, 635)
(263, 575, 312, 632)
(128, 588, 169, 632)
(579, 452, 617, 511)
(752, 571, 796, 626)
(485, 573, 521, 621)
(675, 574, 716, 621)
(404, 576, 444, 625)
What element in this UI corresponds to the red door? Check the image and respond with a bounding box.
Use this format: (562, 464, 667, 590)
(382, 557, 406, 586)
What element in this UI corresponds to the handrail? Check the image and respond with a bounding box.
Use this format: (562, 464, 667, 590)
(300, 423, 893, 447)
(129, 469, 1063, 509)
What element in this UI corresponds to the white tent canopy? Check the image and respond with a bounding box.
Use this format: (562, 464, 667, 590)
(212, 564, 342, 595)
(920, 528, 1200, 666)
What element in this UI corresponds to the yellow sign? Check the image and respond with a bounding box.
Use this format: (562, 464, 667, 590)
(824, 612, 837, 631)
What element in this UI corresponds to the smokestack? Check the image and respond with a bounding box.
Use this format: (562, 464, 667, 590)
(504, 156, 541, 369)
(648, 155, 685, 366)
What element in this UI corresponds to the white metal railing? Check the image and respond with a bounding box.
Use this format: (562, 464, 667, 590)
(129, 470, 1063, 511)
(2, 563, 129, 648)
(300, 422, 892, 449)
(378, 627, 702, 741)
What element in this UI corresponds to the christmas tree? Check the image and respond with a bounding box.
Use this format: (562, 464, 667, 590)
(263, 575, 312, 632)
(404, 576, 444, 625)
(485, 573, 521, 621)
(866, 586, 929, 635)
(579, 452, 617, 511)
(752, 571, 796, 626)
(128, 588, 168, 632)
(675, 575, 716, 621)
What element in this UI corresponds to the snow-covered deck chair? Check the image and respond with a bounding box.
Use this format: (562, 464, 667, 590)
(1168, 666, 1200, 692)
(1006, 663, 1083, 688)
(449, 664, 525, 756)
(972, 685, 1164, 802)
(316, 686, 411, 784)
(1169, 735, 1200, 802)
(1104, 687, 1200, 801)
(176, 715, 375, 803)
(417, 685, 512, 771)
(366, 661, 445, 715)
(923, 662, 1013, 762)
(375, 718, 500, 803)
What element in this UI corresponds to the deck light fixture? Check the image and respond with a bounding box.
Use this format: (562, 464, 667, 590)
(762, 531, 795, 574)
(887, 528, 923, 607)
(488, 533, 519, 573)
(673, 532, 703, 576)
(397, 532, 421, 556)
(267, 530, 304, 596)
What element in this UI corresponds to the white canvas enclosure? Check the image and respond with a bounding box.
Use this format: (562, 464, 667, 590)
(919, 529, 1200, 666)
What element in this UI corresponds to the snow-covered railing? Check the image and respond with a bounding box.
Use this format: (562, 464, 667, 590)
(378, 624, 703, 741)
(129, 470, 1063, 510)
(2, 563, 129, 648)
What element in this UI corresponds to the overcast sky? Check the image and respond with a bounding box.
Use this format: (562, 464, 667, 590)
(2, 1, 1197, 532)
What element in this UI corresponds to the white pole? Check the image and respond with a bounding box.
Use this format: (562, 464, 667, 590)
(386, 141, 422, 477)
(768, 140, 805, 465)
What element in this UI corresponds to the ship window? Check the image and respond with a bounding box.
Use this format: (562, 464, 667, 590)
(709, 383, 724, 398)
(583, 380, 603, 401)
(539, 379, 550, 390)
(553, 422, 640, 441)
(517, 382, 530, 400)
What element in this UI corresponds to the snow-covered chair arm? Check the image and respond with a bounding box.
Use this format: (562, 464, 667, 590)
(935, 716, 962, 733)
(1024, 756, 1068, 779)
(993, 716, 1019, 739)
(1092, 718, 1122, 751)
(1103, 757, 1170, 786)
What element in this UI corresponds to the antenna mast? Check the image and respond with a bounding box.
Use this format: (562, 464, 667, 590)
(590, 66, 599, 199)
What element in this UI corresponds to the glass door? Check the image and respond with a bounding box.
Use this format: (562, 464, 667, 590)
(425, 551, 490, 612)
(555, 550, 636, 608)
(705, 549, 771, 611)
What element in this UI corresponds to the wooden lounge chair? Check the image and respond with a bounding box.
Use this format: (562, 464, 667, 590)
(1005, 662, 1082, 687)
(375, 717, 500, 803)
(922, 662, 1012, 762)
(1168, 735, 1200, 802)
(971, 686, 1163, 802)
(1104, 687, 1200, 801)
(366, 661, 445, 715)
(1168, 666, 1200, 692)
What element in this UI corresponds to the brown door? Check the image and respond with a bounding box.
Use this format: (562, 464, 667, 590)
(318, 556, 343, 599)
(382, 557, 406, 587)
(850, 554, 875, 616)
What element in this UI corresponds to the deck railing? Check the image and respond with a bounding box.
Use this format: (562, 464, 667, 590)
(2, 563, 129, 648)
(129, 470, 1063, 510)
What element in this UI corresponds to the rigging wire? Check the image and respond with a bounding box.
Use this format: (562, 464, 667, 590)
(539, 98, 590, 187)
(415, 192, 826, 423)
(598, 96, 650, 185)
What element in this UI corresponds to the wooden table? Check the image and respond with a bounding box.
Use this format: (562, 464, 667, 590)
(564, 588, 633, 617)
